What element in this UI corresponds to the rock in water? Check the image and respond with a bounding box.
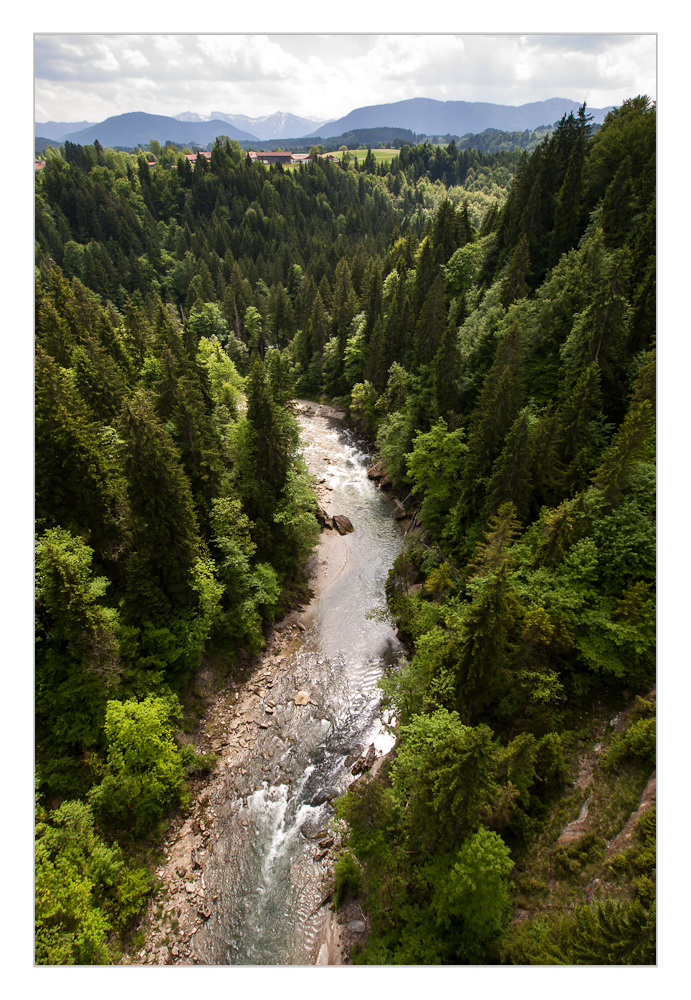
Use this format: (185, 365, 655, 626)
(294, 690, 310, 706)
(333, 514, 354, 534)
(351, 743, 376, 774)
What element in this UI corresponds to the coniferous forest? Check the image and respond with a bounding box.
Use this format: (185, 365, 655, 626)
(34, 96, 655, 965)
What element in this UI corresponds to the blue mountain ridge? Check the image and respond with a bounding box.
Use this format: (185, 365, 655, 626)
(36, 97, 616, 148)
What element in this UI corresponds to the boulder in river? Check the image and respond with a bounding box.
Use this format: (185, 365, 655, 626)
(333, 514, 354, 535)
(351, 743, 376, 775)
(294, 690, 311, 706)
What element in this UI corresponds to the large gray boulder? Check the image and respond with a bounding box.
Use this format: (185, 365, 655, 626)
(333, 514, 354, 535)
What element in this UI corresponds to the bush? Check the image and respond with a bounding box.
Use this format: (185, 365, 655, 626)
(88, 696, 186, 837)
(179, 745, 218, 778)
(600, 717, 656, 773)
(35, 800, 150, 964)
(334, 850, 361, 907)
(553, 832, 604, 877)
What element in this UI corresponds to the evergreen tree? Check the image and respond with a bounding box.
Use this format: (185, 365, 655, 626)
(118, 391, 200, 612)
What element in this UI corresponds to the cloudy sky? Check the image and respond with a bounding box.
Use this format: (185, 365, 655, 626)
(34, 33, 657, 125)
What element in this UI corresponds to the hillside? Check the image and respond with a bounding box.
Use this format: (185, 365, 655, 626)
(61, 111, 257, 146)
(35, 120, 97, 141)
(305, 96, 614, 139)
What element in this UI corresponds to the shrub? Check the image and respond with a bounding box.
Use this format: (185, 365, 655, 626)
(89, 696, 186, 837)
(600, 717, 656, 773)
(334, 850, 361, 907)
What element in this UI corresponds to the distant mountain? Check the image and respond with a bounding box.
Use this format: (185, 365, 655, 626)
(173, 111, 213, 123)
(173, 110, 329, 140)
(35, 121, 97, 141)
(36, 98, 617, 152)
(59, 112, 258, 147)
(305, 97, 614, 139)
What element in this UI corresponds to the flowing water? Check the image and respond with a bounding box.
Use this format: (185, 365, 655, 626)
(192, 404, 404, 965)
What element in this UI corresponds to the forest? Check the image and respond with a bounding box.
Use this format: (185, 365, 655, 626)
(34, 96, 655, 964)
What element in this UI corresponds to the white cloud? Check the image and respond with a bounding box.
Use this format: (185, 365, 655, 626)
(34, 33, 657, 125)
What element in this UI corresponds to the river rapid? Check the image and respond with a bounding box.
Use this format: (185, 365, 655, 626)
(188, 402, 404, 965)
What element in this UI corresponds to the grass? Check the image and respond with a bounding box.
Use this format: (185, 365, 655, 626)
(346, 148, 400, 164)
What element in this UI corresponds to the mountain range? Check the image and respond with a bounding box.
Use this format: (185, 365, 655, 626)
(307, 97, 614, 139)
(174, 110, 329, 140)
(36, 97, 615, 149)
(37, 112, 257, 147)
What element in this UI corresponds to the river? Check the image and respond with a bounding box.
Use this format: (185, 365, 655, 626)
(189, 402, 404, 965)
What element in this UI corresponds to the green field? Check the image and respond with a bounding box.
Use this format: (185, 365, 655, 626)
(345, 147, 401, 163)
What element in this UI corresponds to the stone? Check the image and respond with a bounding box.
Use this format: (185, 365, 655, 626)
(333, 514, 354, 535)
(347, 920, 366, 934)
(316, 505, 332, 529)
(294, 690, 310, 705)
(351, 744, 376, 774)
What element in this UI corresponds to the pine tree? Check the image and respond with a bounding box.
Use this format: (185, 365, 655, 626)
(454, 564, 522, 723)
(118, 392, 200, 611)
(484, 408, 536, 521)
(453, 324, 525, 529)
(500, 233, 532, 309)
(553, 362, 606, 496)
(35, 345, 128, 565)
(412, 272, 447, 370)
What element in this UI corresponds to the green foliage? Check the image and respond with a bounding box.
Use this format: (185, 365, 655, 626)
(431, 827, 514, 961)
(35, 799, 151, 964)
(333, 851, 361, 907)
(89, 696, 186, 837)
(406, 418, 468, 533)
(500, 898, 655, 965)
(390, 711, 499, 850)
(600, 716, 656, 773)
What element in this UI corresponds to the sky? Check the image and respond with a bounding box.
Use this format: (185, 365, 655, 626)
(34, 32, 657, 125)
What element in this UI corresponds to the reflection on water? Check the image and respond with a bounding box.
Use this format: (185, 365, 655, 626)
(193, 407, 403, 965)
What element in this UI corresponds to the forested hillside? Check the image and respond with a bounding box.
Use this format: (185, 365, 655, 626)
(34, 97, 655, 964)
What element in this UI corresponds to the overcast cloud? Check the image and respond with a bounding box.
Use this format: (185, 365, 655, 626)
(34, 33, 657, 124)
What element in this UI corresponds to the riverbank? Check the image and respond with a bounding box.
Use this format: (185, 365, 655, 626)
(122, 400, 380, 966)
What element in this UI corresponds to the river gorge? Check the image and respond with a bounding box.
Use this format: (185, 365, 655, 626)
(131, 401, 406, 965)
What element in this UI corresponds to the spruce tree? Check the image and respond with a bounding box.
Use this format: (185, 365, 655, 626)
(118, 391, 200, 611)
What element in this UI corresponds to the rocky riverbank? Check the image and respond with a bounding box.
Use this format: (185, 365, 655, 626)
(121, 400, 381, 966)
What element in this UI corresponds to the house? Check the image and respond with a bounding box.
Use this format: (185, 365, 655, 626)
(247, 151, 294, 165)
(247, 151, 340, 166)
